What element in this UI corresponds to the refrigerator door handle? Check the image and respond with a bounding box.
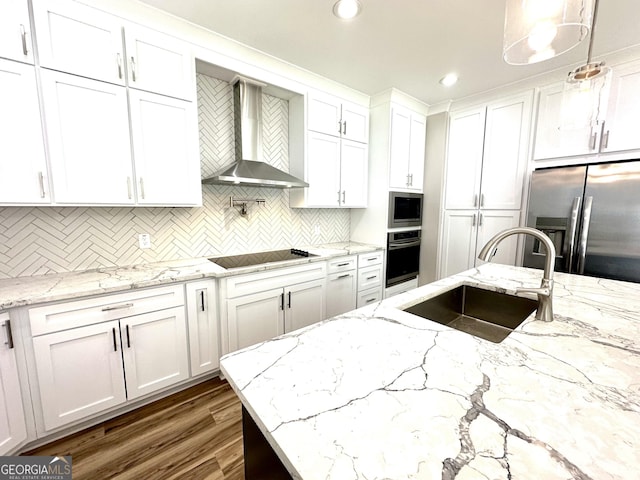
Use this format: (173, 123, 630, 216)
(577, 196, 593, 275)
(565, 196, 582, 273)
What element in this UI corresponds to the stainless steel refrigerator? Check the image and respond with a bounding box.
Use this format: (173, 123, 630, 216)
(524, 160, 640, 283)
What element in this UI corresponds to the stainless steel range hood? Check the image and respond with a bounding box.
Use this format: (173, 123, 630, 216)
(202, 76, 308, 189)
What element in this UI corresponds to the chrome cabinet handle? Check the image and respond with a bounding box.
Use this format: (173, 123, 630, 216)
(478, 213, 483, 226)
(127, 177, 132, 199)
(337, 262, 350, 267)
(474, 194, 478, 207)
(409, 174, 413, 186)
(589, 131, 598, 150)
(480, 193, 485, 207)
(20, 24, 28, 56)
(602, 129, 610, 149)
(337, 190, 341, 205)
(139, 178, 145, 199)
(130, 56, 137, 81)
(342, 120, 347, 135)
(338, 121, 342, 134)
(366, 275, 377, 280)
(365, 297, 377, 304)
(102, 303, 134, 312)
(117, 53, 123, 79)
(287, 291, 292, 308)
(342, 190, 346, 203)
(472, 213, 477, 227)
(2, 320, 14, 349)
(38, 171, 45, 198)
(337, 273, 351, 279)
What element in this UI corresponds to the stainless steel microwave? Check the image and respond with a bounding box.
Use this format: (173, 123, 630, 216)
(388, 192, 423, 228)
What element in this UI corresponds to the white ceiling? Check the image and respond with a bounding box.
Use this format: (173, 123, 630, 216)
(137, 0, 640, 105)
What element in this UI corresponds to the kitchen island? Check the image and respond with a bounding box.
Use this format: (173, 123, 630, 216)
(220, 263, 640, 479)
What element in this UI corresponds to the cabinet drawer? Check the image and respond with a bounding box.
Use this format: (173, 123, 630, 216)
(225, 262, 327, 299)
(357, 287, 382, 308)
(358, 264, 383, 291)
(327, 255, 357, 274)
(358, 251, 383, 268)
(29, 284, 185, 336)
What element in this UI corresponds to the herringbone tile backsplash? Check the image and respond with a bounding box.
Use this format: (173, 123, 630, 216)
(0, 74, 349, 279)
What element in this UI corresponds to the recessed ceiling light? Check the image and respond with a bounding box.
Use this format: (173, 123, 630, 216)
(333, 0, 362, 20)
(439, 73, 459, 87)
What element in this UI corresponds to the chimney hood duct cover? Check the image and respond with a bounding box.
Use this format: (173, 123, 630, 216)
(202, 77, 308, 189)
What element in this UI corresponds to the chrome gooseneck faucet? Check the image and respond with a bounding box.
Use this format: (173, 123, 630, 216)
(478, 227, 556, 322)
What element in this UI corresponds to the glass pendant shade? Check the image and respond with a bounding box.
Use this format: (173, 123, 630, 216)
(503, 0, 593, 65)
(560, 63, 611, 130)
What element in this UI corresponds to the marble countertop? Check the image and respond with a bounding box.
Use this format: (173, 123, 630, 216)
(220, 263, 640, 480)
(0, 242, 382, 309)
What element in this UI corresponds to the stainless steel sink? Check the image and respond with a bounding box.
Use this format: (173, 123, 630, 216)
(403, 285, 538, 343)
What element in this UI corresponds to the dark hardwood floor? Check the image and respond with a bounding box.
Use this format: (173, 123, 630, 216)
(25, 377, 244, 480)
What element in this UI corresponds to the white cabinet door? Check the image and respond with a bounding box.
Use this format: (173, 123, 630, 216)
(41, 70, 134, 204)
(285, 279, 326, 332)
(0, 60, 49, 204)
(389, 106, 411, 190)
(481, 93, 531, 210)
(33, 0, 125, 85)
(185, 280, 219, 377)
(129, 90, 201, 206)
(123, 23, 194, 101)
(325, 271, 357, 319)
(601, 61, 640, 153)
(341, 102, 369, 143)
(0, 0, 33, 63)
(121, 306, 189, 400)
(227, 288, 284, 352)
(408, 113, 426, 192)
(33, 320, 127, 431)
(340, 139, 368, 207)
(439, 210, 478, 278)
(475, 211, 521, 267)
(445, 107, 486, 209)
(306, 131, 341, 207)
(533, 82, 595, 160)
(308, 94, 342, 137)
(0, 314, 26, 454)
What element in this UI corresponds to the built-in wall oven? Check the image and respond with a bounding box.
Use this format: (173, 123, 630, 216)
(388, 192, 423, 228)
(386, 230, 421, 287)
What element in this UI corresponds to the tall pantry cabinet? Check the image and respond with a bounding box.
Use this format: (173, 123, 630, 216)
(438, 91, 533, 278)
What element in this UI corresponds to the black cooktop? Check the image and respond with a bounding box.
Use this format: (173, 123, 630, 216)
(209, 249, 317, 270)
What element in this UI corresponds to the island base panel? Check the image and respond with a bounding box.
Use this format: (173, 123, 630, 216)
(242, 406, 293, 479)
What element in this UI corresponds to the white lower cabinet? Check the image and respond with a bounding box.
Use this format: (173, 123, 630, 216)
(32, 320, 127, 430)
(0, 312, 27, 454)
(29, 285, 188, 432)
(222, 263, 327, 354)
(325, 256, 357, 318)
(185, 280, 219, 377)
(439, 210, 520, 278)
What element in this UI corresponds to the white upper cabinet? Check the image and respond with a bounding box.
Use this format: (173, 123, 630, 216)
(599, 60, 640, 153)
(481, 95, 531, 210)
(308, 93, 368, 143)
(40, 69, 134, 205)
(292, 91, 369, 208)
(445, 92, 531, 211)
(33, 0, 125, 85)
(389, 105, 426, 192)
(129, 89, 201, 206)
(33, 0, 194, 100)
(0, 0, 33, 63)
(0, 60, 49, 204)
(534, 60, 640, 159)
(444, 107, 486, 209)
(123, 23, 194, 101)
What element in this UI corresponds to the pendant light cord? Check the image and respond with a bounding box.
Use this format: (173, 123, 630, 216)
(586, 0, 600, 64)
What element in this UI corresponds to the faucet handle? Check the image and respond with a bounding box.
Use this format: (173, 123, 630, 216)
(516, 286, 550, 297)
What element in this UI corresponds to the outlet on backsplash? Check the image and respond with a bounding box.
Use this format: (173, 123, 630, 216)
(138, 234, 151, 249)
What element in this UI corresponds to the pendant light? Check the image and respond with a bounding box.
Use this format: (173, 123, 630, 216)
(503, 0, 593, 65)
(560, 0, 611, 130)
